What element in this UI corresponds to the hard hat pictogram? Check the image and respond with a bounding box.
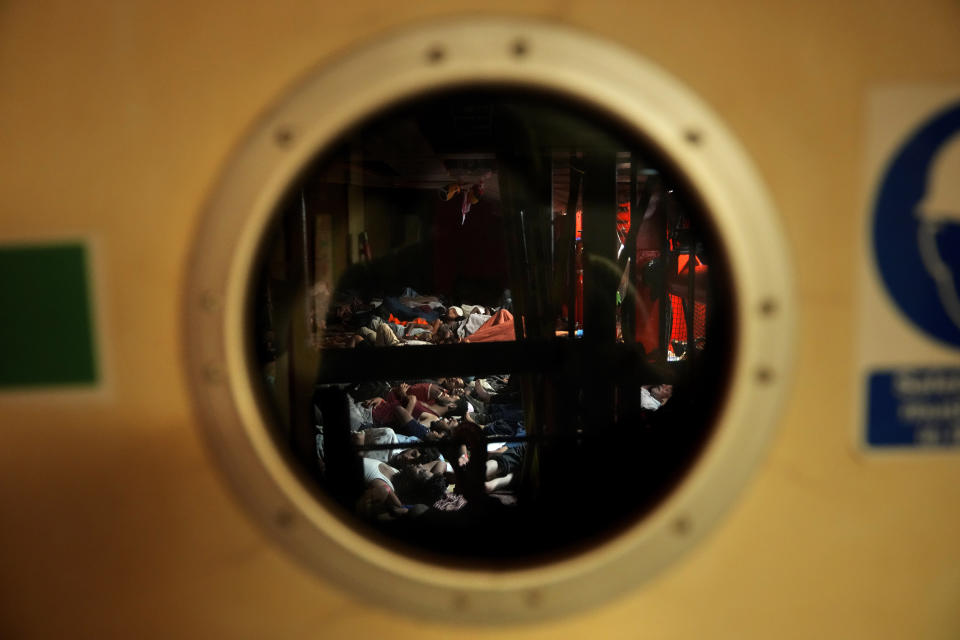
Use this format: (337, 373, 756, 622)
(873, 103, 960, 348)
(916, 133, 960, 331)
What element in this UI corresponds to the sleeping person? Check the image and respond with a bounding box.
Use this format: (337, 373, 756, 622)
(356, 458, 448, 520)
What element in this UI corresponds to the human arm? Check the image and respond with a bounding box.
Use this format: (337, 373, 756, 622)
(394, 398, 416, 426)
(358, 481, 407, 520)
(423, 459, 449, 476)
(393, 382, 410, 402)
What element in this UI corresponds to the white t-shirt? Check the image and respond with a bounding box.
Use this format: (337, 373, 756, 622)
(361, 428, 399, 462)
(640, 386, 662, 411)
(362, 458, 397, 491)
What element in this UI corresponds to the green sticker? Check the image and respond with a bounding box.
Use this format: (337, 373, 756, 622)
(0, 243, 98, 387)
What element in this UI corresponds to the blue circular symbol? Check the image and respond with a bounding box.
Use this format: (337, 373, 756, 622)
(873, 102, 960, 349)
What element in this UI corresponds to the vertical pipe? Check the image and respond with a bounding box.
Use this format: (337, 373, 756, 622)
(686, 240, 696, 367)
(300, 191, 315, 341)
(565, 156, 581, 336)
(659, 195, 670, 363)
(284, 197, 320, 471)
(581, 149, 618, 431)
(581, 151, 618, 340)
(347, 143, 364, 265)
(624, 153, 639, 344)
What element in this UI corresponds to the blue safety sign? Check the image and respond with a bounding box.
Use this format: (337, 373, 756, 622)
(872, 102, 960, 348)
(867, 367, 960, 447)
(865, 97, 960, 449)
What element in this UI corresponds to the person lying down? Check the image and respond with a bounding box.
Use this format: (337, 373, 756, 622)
(346, 307, 516, 347)
(356, 457, 449, 521)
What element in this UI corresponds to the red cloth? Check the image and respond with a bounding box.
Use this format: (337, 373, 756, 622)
(464, 309, 516, 343)
(408, 382, 433, 403)
(371, 386, 436, 425)
(387, 314, 430, 327)
(668, 258, 709, 304)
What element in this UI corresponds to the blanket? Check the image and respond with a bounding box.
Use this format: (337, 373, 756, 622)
(464, 309, 516, 343)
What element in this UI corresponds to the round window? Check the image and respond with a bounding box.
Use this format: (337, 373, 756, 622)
(185, 19, 793, 622)
(252, 85, 736, 565)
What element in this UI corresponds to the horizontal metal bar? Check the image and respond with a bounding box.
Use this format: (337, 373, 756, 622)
(354, 436, 531, 452)
(351, 428, 649, 452)
(314, 339, 671, 384)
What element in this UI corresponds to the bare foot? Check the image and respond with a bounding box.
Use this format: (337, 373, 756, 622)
(485, 473, 514, 493)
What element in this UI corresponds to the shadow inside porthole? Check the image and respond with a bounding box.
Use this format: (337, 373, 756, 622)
(249, 87, 736, 569)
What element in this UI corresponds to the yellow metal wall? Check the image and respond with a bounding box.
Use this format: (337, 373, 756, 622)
(1, 1, 959, 637)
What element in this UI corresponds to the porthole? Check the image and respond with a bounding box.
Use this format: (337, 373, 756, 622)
(185, 18, 794, 622)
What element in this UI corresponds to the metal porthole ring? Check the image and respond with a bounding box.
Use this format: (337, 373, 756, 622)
(183, 17, 796, 623)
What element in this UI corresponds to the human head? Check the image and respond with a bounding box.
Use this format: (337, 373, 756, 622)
(650, 384, 673, 403)
(430, 416, 460, 436)
(441, 377, 465, 391)
(446, 396, 468, 417)
(388, 446, 440, 469)
(391, 465, 448, 505)
(434, 325, 458, 344)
